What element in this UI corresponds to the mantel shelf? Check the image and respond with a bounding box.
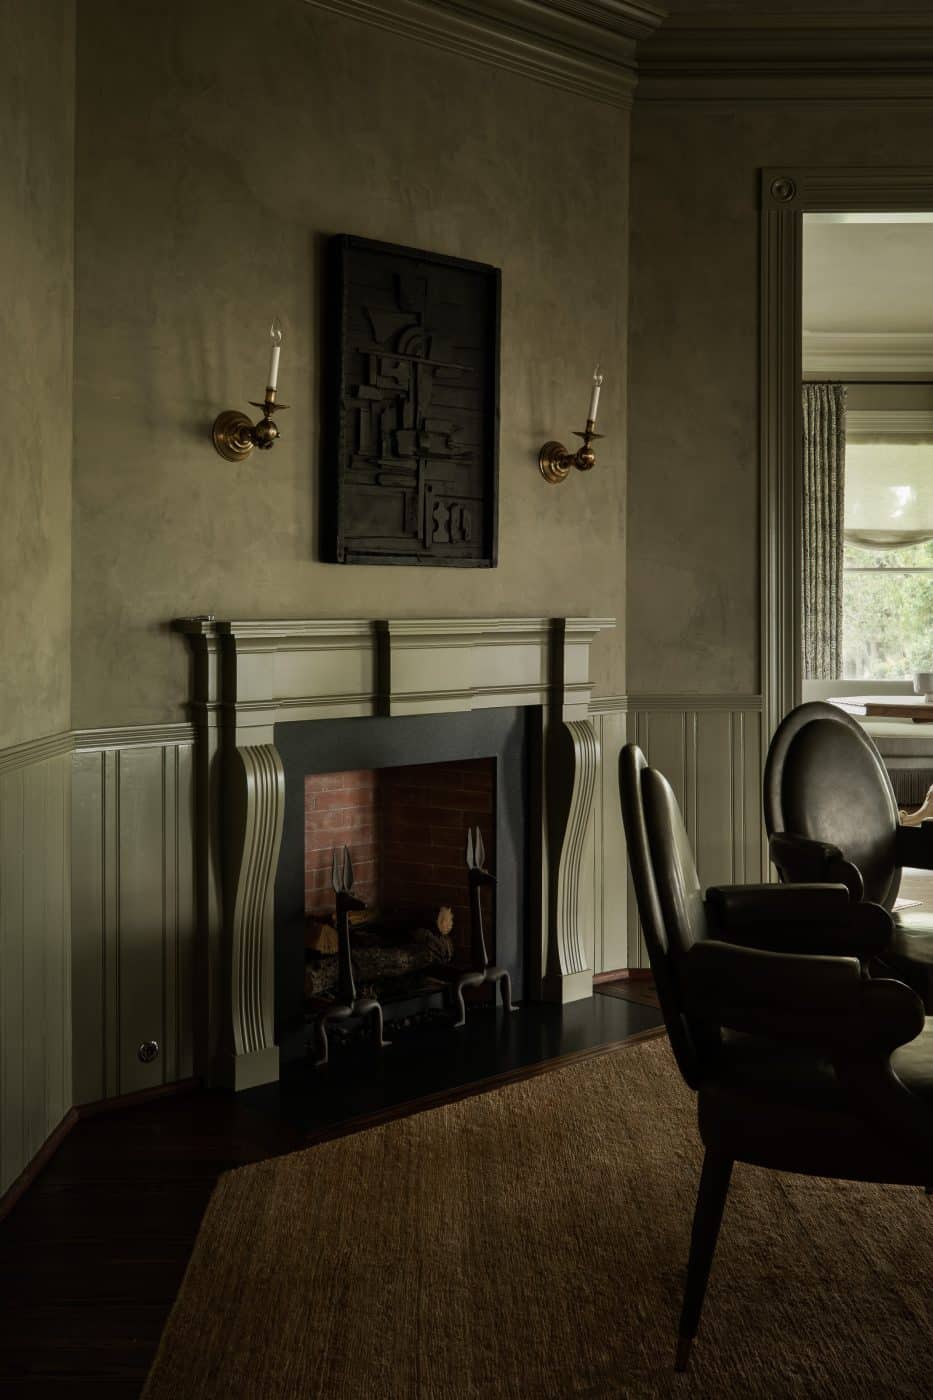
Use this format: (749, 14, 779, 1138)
(174, 616, 615, 728)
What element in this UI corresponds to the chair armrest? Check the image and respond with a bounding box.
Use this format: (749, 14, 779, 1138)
(769, 831, 865, 900)
(896, 821, 933, 871)
(705, 883, 893, 959)
(685, 938, 860, 1014)
(683, 941, 922, 1052)
(708, 882, 851, 922)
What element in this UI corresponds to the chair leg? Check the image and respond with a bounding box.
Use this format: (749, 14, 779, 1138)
(676, 1150, 733, 1372)
(312, 1012, 331, 1068)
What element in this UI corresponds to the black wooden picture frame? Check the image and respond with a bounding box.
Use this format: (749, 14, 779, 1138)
(322, 235, 501, 567)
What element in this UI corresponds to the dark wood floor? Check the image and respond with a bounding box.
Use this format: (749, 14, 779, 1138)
(595, 975, 661, 1010)
(0, 995, 663, 1398)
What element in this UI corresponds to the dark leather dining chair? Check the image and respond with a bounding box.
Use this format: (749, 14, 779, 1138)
(619, 742, 933, 1372)
(764, 701, 933, 1009)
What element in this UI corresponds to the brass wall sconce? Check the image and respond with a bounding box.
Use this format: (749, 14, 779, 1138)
(539, 365, 605, 484)
(212, 317, 288, 462)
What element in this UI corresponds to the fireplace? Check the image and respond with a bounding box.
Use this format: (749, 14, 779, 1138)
(274, 709, 527, 1066)
(303, 760, 496, 957)
(176, 616, 613, 1090)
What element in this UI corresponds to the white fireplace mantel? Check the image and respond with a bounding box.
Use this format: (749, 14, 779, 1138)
(176, 615, 615, 1090)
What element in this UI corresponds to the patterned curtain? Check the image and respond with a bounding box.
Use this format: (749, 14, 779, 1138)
(802, 383, 846, 679)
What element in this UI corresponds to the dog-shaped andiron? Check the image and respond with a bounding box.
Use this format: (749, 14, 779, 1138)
(312, 846, 391, 1067)
(452, 827, 518, 1027)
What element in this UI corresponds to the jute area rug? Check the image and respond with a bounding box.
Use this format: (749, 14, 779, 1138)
(143, 1036, 933, 1399)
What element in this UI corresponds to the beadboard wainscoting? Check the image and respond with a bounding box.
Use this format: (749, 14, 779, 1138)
(590, 695, 766, 972)
(71, 728, 196, 1104)
(0, 735, 72, 1195)
(5, 695, 765, 1128)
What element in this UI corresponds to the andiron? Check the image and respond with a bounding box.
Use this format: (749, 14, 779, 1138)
(451, 826, 518, 1027)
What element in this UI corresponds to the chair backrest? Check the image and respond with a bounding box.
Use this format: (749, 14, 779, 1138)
(619, 744, 714, 1089)
(764, 702, 901, 909)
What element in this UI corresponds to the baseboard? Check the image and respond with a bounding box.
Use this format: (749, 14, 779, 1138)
(0, 1108, 79, 1224)
(75, 1077, 201, 1120)
(0, 1078, 201, 1223)
(593, 968, 654, 984)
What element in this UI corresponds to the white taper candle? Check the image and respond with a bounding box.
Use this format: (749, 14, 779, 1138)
(587, 363, 604, 425)
(267, 316, 283, 391)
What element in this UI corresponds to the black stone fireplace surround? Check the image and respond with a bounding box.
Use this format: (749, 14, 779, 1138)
(275, 708, 530, 1066)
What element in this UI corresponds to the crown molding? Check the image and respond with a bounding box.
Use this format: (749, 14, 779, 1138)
(303, 0, 666, 110)
(637, 12, 933, 102)
(803, 332, 933, 377)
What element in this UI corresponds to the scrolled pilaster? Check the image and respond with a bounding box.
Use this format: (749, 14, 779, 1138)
(544, 715, 600, 1002)
(224, 742, 285, 1089)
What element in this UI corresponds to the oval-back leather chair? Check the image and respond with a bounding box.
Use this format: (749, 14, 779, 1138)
(620, 741, 933, 1373)
(764, 701, 933, 1009)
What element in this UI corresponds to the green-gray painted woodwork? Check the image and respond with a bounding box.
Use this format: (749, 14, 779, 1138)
(0, 744, 72, 1195)
(179, 616, 615, 1080)
(590, 706, 630, 976)
(616, 698, 765, 971)
(71, 739, 195, 1104)
(6, 0, 932, 1176)
(224, 744, 285, 1090)
(302, 0, 664, 111)
(0, 697, 759, 1184)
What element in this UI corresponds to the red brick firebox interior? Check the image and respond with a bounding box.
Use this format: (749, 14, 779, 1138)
(304, 758, 496, 962)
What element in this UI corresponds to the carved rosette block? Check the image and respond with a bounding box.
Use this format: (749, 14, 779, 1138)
(225, 743, 285, 1089)
(544, 717, 600, 1002)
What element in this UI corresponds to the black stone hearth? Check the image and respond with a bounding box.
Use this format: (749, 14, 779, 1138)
(274, 708, 530, 1066)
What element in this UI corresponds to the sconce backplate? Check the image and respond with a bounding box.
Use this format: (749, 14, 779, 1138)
(212, 410, 255, 462)
(538, 441, 572, 485)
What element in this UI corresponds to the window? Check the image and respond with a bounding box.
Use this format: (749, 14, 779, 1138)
(843, 440, 933, 678)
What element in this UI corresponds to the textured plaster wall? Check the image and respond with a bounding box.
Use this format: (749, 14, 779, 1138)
(0, 0, 74, 749)
(627, 101, 933, 696)
(0, 0, 75, 1188)
(72, 0, 629, 727)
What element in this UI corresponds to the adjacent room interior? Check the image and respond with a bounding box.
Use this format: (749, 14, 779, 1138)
(3, 1, 933, 1395)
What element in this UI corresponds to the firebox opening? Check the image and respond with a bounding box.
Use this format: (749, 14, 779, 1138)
(274, 706, 529, 1068)
(303, 758, 496, 1006)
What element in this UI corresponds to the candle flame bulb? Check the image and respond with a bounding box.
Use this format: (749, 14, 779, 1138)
(587, 363, 604, 425)
(267, 316, 283, 392)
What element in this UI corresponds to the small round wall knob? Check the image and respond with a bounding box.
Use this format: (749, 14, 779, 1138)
(138, 1040, 160, 1064)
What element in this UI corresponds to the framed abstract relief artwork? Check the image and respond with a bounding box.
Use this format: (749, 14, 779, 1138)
(322, 235, 500, 566)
